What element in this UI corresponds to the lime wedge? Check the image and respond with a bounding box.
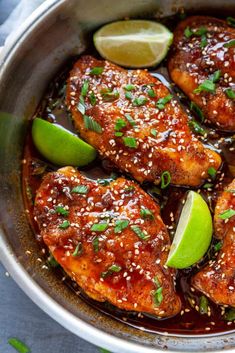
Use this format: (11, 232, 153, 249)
(32, 118, 96, 166)
(94, 20, 173, 68)
(166, 191, 213, 269)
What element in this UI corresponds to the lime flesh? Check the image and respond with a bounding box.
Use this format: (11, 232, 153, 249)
(32, 118, 96, 167)
(94, 20, 173, 68)
(166, 191, 213, 269)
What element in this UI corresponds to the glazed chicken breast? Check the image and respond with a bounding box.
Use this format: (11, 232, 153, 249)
(66, 55, 221, 187)
(168, 16, 235, 131)
(34, 166, 181, 317)
(192, 179, 235, 306)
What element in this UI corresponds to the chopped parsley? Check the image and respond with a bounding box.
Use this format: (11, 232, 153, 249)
(58, 220, 70, 229)
(224, 40, 235, 48)
(72, 242, 83, 257)
(81, 80, 89, 97)
(89, 92, 96, 105)
(83, 115, 102, 133)
(194, 79, 215, 94)
(160, 171, 171, 189)
(55, 206, 69, 217)
(133, 96, 148, 106)
(114, 219, 129, 233)
(89, 67, 104, 75)
(208, 167, 217, 180)
(188, 120, 206, 135)
(156, 94, 173, 110)
(218, 209, 235, 220)
(190, 102, 204, 122)
(150, 129, 157, 137)
(71, 185, 89, 194)
(122, 136, 137, 148)
(124, 113, 136, 126)
(140, 208, 154, 220)
(77, 96, 85, 115)
(91, 222, 108, 232)
(115, 118, 126, 131)
(124, 84, 135, 91)
(101, 264, 122, 278)
(225, 88, 235, 99)
(8, 338, 30, 353)
(227, 16, 235, 27)
(131, 225, 150, 240)
(92, 237, 99, 252)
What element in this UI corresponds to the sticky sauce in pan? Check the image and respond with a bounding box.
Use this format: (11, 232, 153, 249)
(22, 13, 235, 335)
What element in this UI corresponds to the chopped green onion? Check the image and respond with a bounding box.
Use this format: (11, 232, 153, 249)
(89, 67, 104, 75)
(101, 264, 122, 278)
(156, 94, 173, 110)
(212, 70, 221, 83)
(115, 132, 123, 137)
(214, 241, 222, 252)
(124, 185, 135, 193)
(125, 91, 133, 100)
(133, 96, 148, 106)
(147, 88, 156, 98)
(47, 254, 59, 267)
(89, 92, 96, 105)
(83, 115, 102, 133)
(227, 17, 235, 27)
(55, 206, 69, 217)
(140, 208, 154, 220)
(225, 88, 235, 99)
(153, 286, 163, 306)
(72, 242, 83, 257)
(188, 120, 206, 135)
(91, 222, 108, 232)
(124, 113, 136, 126)
(151, 129, 157, 137)
(199, 295, 208, 315)
(8, 338, 30, 353)
(184, 26, 193, 38)
(101, 89, 119, 101)
(208, 167, 217, 180)
(122, 136, 137, 148)
(224, 40, 235, 48)
(114, 219, 129, 233)
(77, 96, 85, 115)
(97, 174, 117, 186)
(194, 79, 215, 94)
(124, 84, 135, 91)
(58, 220, 70, 229)
(92, 237, 99, 252)
(160, 171, 171, 189)
(190, 102, 204, 122)
(115, 118, 126, 131)
(131, 225, 150, 240)
(200, 34, 207, 48)
(227, 189, 235, 193)
(195, 27, 207, 36)
(81, 80, 89, 97)
(71, 185, 89, 194)
(99, 348, 111, 353)
(203, 183, 213, 189)
(218, 209, 235, 220)
(224, 308, 235, 321)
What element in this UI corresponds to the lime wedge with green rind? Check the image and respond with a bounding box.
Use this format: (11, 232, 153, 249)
(166, 191, 213, 269)
(94, 20, 173, 68)
(32, 118, 96, 167)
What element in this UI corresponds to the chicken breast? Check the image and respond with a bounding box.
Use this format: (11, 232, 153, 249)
(66, 55, 221, 187)
(34, 166, 181, 317)
(192, 179, 235, 306)
(168, 16, 235, 131)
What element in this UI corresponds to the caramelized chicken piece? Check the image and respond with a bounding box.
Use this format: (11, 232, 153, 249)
(168, 16, 235, 131)
(34, 167, 181, 317)
(192, 179, 235, 306)
(66, 55, 221, 187)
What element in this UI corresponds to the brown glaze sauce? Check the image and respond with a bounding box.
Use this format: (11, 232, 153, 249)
(22, 14, 235, 335)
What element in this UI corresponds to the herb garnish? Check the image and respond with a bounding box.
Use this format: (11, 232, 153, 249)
(224, 309, 235, 321)
(199, 295, 208, 315)
(125, 91, 133, 100)
(152, 276, 163, 306)
(8, 338, 30, 353)
(190, 102, 204, 122)
(203, 183, 213, 189)
(194, 79, 215, 94)
(227, 17, 235, 27)
(160, 171, 171, 189)
(99, 348, 111, 353)
(225, 88, 235, 99)
(89, 67, 104, 75)
(81, 80, 89, 97)
(124, 113, 136, 126)
(124, 84, 135, 91)
(214, 241, 222, 252)
(218, 209, 235, 220)
(92, 237, 99, 252)
(147, 88, 156, 98)
(55, 206, 69, 217)
(224, 40, 235, 48)
(59, 220, 70, 229)
(133, 96, 148, 106)
(211, 70, 221, 83)
(208, 167, 217, 180)
(83, 115, 102, 133)
(140, 208, 154, 220)
(101, 89, 119, 101)
(151, 129, 157, 137)
(72, 242, 83, 257)
(89, 92, 96, 105)
(101, 264, 122, 278)
(188, 120, 206, 135)
(115, 132, 123, 137)
(122, 136, 137, 148)
(47, 254, 59, 268)
(114, 219, 130, 233)
(156, 94, 173, 110)
(77, 96, 85, 115)
(131, 225, 150, 240)
(71, 185, 89, 194)
(184, 26, 193, 38)
(115, 118, 126, 131)
(91, 222, 108, 232)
